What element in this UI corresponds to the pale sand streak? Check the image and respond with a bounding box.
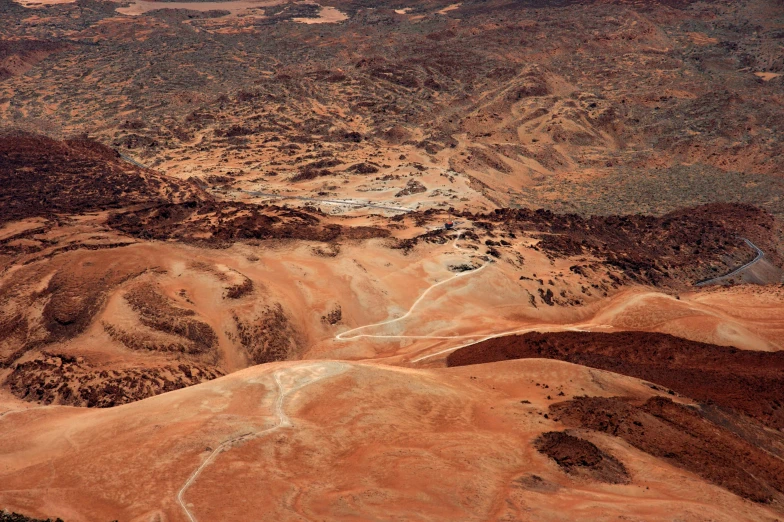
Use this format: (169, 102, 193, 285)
(177, 363, 348, 522)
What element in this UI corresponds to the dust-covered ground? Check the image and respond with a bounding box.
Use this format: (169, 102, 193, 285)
(2, 0, 784, 519)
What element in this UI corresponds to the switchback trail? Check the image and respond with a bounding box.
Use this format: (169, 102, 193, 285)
(177, 362, 349, 522)
(335, 263, 491, 342)
(336, 231, 488, 343)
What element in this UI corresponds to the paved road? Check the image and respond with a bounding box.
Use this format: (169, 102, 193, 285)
(696, 238, 764, 287)
(235, 188, 412, 214)
(117, 152, 149, 170)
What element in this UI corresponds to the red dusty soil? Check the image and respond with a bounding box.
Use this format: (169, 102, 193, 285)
(447, 331, 784, 430)
(551, 396, 784, 504)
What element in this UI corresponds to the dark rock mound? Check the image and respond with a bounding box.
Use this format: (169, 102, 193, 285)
(462, 203, 781, 286)
(233, 304, 300, 364)
(108, 202, 389, 246)
(347, 162, 379, 174)
(6, 353, 223, 408)
(395, 179, 427, 197)
(123, 283, 218, 354)
(1, 511, 63, 522)
(534, 431, 630, 484)
(403, 203, 780, 287)
(0, 132, 202, 225)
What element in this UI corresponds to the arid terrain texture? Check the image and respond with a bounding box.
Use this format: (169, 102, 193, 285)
(1, 0, 784, 520)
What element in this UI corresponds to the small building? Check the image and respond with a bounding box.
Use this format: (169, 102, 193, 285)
(444, 221, 454, 230)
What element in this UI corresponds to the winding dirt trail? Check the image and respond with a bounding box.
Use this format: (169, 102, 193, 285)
(0, 409, 18, 420)
(0, 406, 50, 422)
(335, 262, 491, 342)
(335, 231, 488, 343)
(177, 362, 349, 522)
(334, 230, 613, 362)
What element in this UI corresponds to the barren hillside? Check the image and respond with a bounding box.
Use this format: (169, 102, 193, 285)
(1, 0, 784, 519)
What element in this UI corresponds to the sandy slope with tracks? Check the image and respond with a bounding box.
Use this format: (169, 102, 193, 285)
(3, 218, 783, 519)
(1, 134, 784, 519)
(2, 359, 781, 522)
(3, 212, 781, 404)
(2, 0, 784, 514)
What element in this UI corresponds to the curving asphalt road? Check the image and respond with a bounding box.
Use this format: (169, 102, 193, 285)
(117, 152, 149, 170)
(695, 238, 764, 287)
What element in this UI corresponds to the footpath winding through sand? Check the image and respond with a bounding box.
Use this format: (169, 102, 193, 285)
(0, 406, 48, 421)
(0, 409, 18, 419)
(336, 231, 488, 343)
(334, 231, 612, 362)
(177, 362, 349, 522)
